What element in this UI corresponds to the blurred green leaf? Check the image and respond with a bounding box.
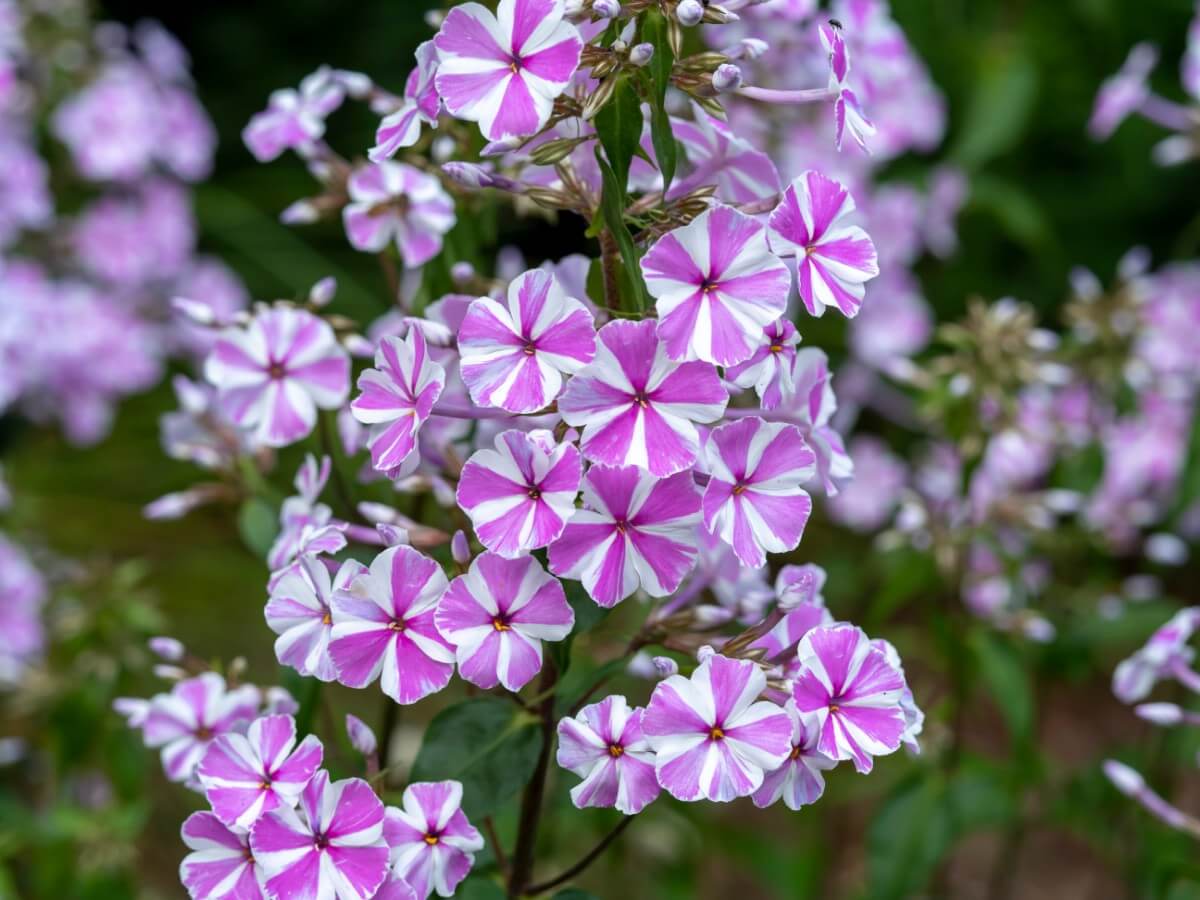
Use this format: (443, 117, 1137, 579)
(949, 45, 1038, 169)
(969, 174, 1053, 251)
(867, 775, 954, 900)
(237, 497, 278, 558)
(969, 629, 1035, 746)
(455, 876, 507, 899)
(554, 891, 601, 900)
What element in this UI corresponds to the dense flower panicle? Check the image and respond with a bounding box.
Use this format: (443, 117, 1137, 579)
(827, 436, 907, 531)
(329, 545, 456, 705)
(384, 780, 484, 900)
(456, 429, 582, 557)
(548, 465, 702, 608)
(768, 170, 879, 318)
(751, 700, 837, 810)
(205, 306, 351, 448)
(725, 319, 802, 410)
(702, 417, 816, 569)
(51, 63, 162, 181)
(556, 695, 661, 815)
(243, 67, 344, 162)
(0, 131, 52, 248)
(342, 161, 456, 268)
(250, 771, 389, 900)
(142, 673, 262, 784)
(434, 0, 583, 141)
(371, 41, 441, 161)
(641, 205, 792, 367)
(196, 714, 324, 831)
(458, 269, 596, 413)
(266, 556, 364, 682)
(558, 319, 728, 476)
(351, 330, 447, 475)
(436, 551, 574, 691)
(791, 624, 909, 773)
(643, 652, 792, 802)
(179, 811, 266, 900)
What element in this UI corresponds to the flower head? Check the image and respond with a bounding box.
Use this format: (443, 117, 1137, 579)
(558, 319, 727, 477)
(142, 673, 261, 783)
(342, 161, 456, 268)
(456, 429, 582, 557)
(548, 465, 701, 608)
(351, 330, 446, 475)
(751, 700, 837, 810)
(641, 205, 792, 366)
(371, 41, 441, 162)
(243, 66, 344, 162)
(205, 307, 350, 448)
(179, 811, 266, 900)
(459, 268, 596, 413)
(768, 170, 879, 318)
(556, 695, 661, 815)
(266, 556, 363, 682)
(791, 624, 909, 774)
(436, 552, 574, 691)
(383, 781, 484, 900)
(197, 714, 324, 831)
(250, 771, 388, 900)
(434, 0, 583, 141)
(643, 652, 792, 802)
(702, 417, 816, 569)
(725, 319, 801, 410)
(329, 546, 455, 705)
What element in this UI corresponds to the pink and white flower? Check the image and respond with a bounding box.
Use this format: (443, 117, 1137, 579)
(791, 624, 909, 774)
(556, 695, 661, 815)
(196, 714, 324, 831)
(670, 104, 780, 204)
(180, 811, 266, 900)
(767, 170, 879, 318)
(751, 700, 837, 810)
(456, 429, 582, 557)
(383, 781, 484, 900)
(205, 307, 350, 448)
(250, 771, 389, 900)
(243, 67, 345, 162)
(642, 652, 791, 802)
(266, 556, 363, 682)
(329, 545, 455, 706)
(641, 205, 792, 366)
(342, 161, 456, 268)
(548, 465, 701, 608)
(558, 319, 727, 477)
(435, 552, 574, 692)
(820, 23, 876, 152)
(434, 0, 583, 142)
(724, 319, 801, 410)
(351, 330, 446, 475)
(786, 347, 854, 495)
(458, 268, 596, 413)
(370, 41, 441, 162)
(702, 417, 816, 569)
(267, 458, 349, 575)
(142, 673, 261, 784)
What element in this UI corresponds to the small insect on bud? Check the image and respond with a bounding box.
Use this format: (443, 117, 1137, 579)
(451, 530, 471, 566)
(308, 276, 337, 307)
(148, 637, 186, 662)
(629, 42, 655, 67)
(280, 200, 319, 225)
(676, 0, 705, 26)
(593, 0, 621, 18)
(712, 63, 744, 93)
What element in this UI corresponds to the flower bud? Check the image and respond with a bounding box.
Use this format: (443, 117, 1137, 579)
(712, 63, 744, 93)
(148, 637, 186, 662)
(581, 76, 618, 119)
(676, 0, 704, 26)
(481, 137, 522, 157)
(594, 0, 621, 17)
(346, 714, 379, 756)
(343, 334, 375, 357)
(153, 664, 187, 681)
(442, 161, 498, 189)
(696, 644, 717, 663)
(722, 38, 769, 60)
(1103, 759, 1144, 796)
(280, 199, 319, 225)
(652, 656, 679, 677)
(376, 523, 410, 546)
(529, 137, 582, 166)
(451, 530, 471, 566)
(265, 687, 300, 715)
(450, 261, 476, 285)
(308, 276, 337, 307)
(1135, 702, 1183, 726)
(629, 43, 655, 67)
(693, 605, 735, 627)
(171, 296, 216, 325)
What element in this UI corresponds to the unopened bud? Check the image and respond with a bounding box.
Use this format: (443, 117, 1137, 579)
(529, 137, 582, 166)
(153, 664, 187, 680)
(171, 296, 215, 325)
(693, 605, 735, 627)
(712, 63, 743, 93)
(344, 334, 375, 357)
(581, 76, 618, 119)
(443, 161, 498, 189)
(526, 187, 574, 211)
(696, 644, 716, 663)
(593, 0, 621, 17)
(676, 0, 704, 26)
(149, 637, 186, 662)
(450, 262, 476, 285)
(652, 656, 679, 677)
(1135, 702, 1183, 726)
(1103, 759, 1144, 796)
(629, 43, 655, 67)
(376, 523, 410, 546)
(280, 200, 319, 225)
(481, 137, 522, 157)
(451, 530, 471, 566)
(345, 714, 379, 756)
(722, 38, 768, 60)
(309, 276, 337, 307)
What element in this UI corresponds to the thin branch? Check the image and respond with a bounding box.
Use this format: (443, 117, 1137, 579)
(524, 816, 636, 895)
(484, 816, 509, 880)
(507, 662, 559, 897)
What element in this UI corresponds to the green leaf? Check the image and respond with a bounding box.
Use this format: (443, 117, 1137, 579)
(237, 497, 278, 558)
(593, 76, 642, 195)
(555, 656, 629, 718)
(594, 148, 649, 312)
(454, 876, 507, 899)
(949, 45, 1038, 170)
(554, 891, 601, 900)
(548, 580, 611, 679)
(867, 776, 954, 900)
(409, 698, 541, 818)
(643, 11, 677, 192)
(969, 629, 1034, 746)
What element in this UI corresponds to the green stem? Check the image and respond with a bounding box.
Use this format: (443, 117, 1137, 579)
(507, 662, 559, 897)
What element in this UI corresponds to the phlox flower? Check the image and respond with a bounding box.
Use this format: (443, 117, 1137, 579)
(787, 347, 854, 495)
(384, 781, 484, 900)
(751, 700, 837, 810)
(197, 714, 324, 831)
(702, 417, 816, 569)
(1113, 607, 1200, 703)
(434, 0, 583, 142)
(791, 624, 909, 774)
(205, 307, 350, 448)
(342, 161, 456, 268)
(1089, 43, 1158, 140)
(458, 268, 596, 413)
(179, 811, 266, 900)
(643, 652, 792, 802)
(827, 436, 907, 531)
(375, 875, 419, 900)
(725, 319, 801, 410)
(456, 429, 582, 557)
(142, 673, 261, 784)
(243, 66, 344, 162)
(371, 41, 441, 162)
(556, 695, 661, 815)
(351, 329, 446, 475)
(873, 638, 925, 754)
(250, 771, 389, 900)
(266, 556, 364, 682)
(820, 23, 876, 152)
(670, 104, 780, 203)
(641, 205, 792, 366)
(329, 545, 455, 705)
(51, 63, 159, 181)
(558, 319, 727, 477)
(435, 552, 574, 692)
(267, 456, 349, 573)
(767, 170, 879, 318)
(548, 465, 701, 608)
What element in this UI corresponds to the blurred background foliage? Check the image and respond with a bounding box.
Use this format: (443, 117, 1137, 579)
(5, 0, 1200, 898)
